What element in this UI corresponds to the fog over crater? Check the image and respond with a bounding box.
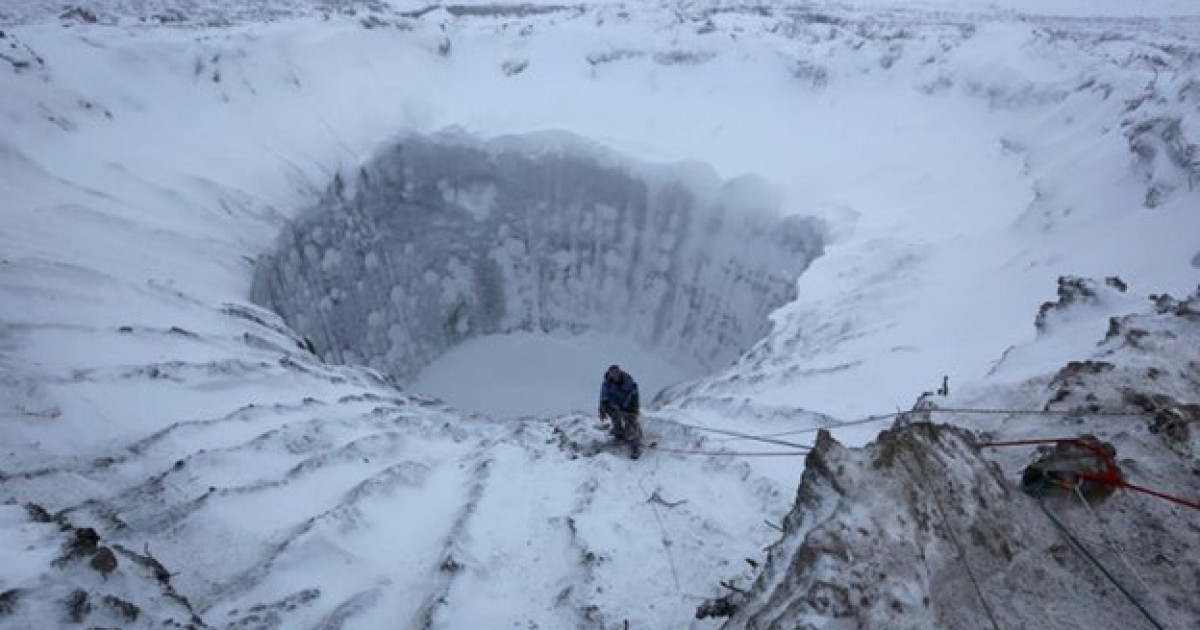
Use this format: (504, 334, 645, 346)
(252, 133, 825, 410)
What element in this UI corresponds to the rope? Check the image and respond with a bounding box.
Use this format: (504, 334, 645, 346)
(901, 451, 1003, 630)
(637, 471, 683, 595)
(978, 438, 1200, 511)
(1072, 484, 1154, 596)
(647, 417, 812, 451)
(936, 407, 1144, 417)
(1025, 474, 1167, 630)
(726, 406, 1149, 442)
(649, 444, 810, 458)
(1118, 480, 1200, 511)
(722, 413, 902, 440)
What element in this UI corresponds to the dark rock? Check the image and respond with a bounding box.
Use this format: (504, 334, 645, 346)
(1035, 276, 1100, 332)
(696, 595, 739, 619)
(1044, 361, 1115, 409)
(60, 7, 98, 23)
(807, 580, 852, 617)
(64, 589, 90, 623)
(1124, 390, 1197, 450)
(151, 9, 188, 23)
(1149, 288, 1200, 320)
(360, 15, 387, 29)
(0, 589, 22, 616)
(62, 527, 100, 562)
(439, 555, 463, 573)
(1104, 316, 1122, 341)
(90, 546, 118, 577)
(113, 544, 173, 585)
(501, 58, 529, 76)
(24, 502, 53, 523)
(1054, 360, 1114, 380)
(103, 595, 140, 622)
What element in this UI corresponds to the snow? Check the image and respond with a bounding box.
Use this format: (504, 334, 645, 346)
(410, 330, 693, 419)
(0, 0, 1198, 628)
(0, 505, 58, 587)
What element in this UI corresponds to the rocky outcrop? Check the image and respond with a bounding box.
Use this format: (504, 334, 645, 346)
(0, 503, 203, 628)
(1035, 275, 1128, 333)
(717, 422, 1193, 629)
(720, 285, 1200, 630)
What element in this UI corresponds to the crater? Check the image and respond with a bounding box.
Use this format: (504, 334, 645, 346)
(252, 132, 825, 417)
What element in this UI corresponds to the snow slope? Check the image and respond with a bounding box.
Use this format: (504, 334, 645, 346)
(1, 1, 1198, 628)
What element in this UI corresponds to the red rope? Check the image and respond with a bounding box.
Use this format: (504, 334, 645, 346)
(1119, 480, 1200, 511)
(978, 438, 1199, 511)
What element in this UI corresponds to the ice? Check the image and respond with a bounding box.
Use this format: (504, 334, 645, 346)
(251, 133, 825, 385)
(410, 329, 693, 419)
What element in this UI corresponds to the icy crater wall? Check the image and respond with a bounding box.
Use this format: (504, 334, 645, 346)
(252, 134, 825, 383)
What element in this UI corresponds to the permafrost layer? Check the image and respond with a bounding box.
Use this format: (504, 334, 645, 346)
(252, 133, 825, 385)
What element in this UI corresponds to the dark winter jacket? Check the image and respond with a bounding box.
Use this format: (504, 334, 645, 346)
(600, 371, 639, 413)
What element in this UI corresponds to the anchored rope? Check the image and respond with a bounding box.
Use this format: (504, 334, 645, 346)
(637, 469, 683, 595)
(619, 406, 1188, 625)
(1025, 473, 1167, 630)
(1072, 485, 1154, 596)
(936, 407, 1144, 417)
(621, 407, 1188, 627)
(647, 416, 812, 451)
(902, 451, 1003, 630)
(644, 413, 1197, 508)
(649, 444, 810, 458)
(720, 406, 1149, 442)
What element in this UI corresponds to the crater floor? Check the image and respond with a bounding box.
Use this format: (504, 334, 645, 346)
(409, 330, 693, 418)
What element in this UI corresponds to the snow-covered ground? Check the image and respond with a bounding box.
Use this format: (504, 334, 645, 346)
(1, 1, 1198, 628)
(412, 330, 692, 418)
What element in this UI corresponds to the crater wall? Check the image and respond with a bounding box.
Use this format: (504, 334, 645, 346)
(252, 133, 825, 384)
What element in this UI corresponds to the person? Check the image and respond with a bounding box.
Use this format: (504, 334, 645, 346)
(598, 364, 642, 459)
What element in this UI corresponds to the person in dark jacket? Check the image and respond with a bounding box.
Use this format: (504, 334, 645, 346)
(598, 364, 642, 459)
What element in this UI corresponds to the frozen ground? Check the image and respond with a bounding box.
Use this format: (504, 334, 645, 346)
(1, 1, 1198, 628)
(411, 331, 693, 418)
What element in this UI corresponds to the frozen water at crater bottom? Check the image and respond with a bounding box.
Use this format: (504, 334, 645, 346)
(409, 331, 693, 419)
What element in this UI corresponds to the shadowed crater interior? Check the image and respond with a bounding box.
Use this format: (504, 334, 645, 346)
(252, 132, 825, 406)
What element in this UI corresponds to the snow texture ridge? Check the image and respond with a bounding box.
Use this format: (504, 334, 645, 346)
(252, 132, 824, 384)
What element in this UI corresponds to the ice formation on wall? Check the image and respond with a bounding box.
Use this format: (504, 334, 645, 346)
(253, 132, 825, 384)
